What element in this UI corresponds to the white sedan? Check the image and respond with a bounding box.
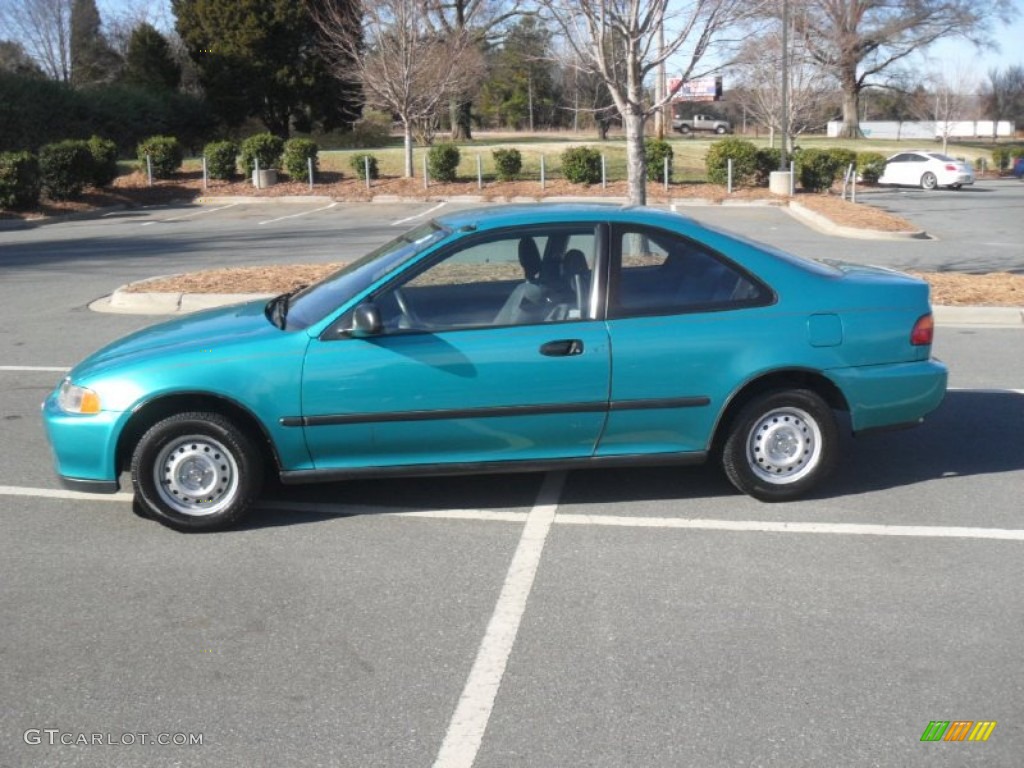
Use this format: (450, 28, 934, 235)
(878, 151, 975, 190)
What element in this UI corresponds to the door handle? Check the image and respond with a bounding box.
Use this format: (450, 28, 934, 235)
(540, 339, 584, 357)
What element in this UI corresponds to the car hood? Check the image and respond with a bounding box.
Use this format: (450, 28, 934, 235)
(70, 299, 281, 382)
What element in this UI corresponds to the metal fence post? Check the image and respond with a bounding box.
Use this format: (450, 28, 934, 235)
(146, 154, 153, 187)
(477, 155, 482, 189)
(255, 158, 261, 189)
(601, 154, 607, 189)
(790, 160, 795, 196)
(364, 157, 371, 190)
(727, 158, 733, 194)
(202, 156, 207, 190)
(308, 157, 314, 190)
(664, 156, 670, 192)
(540, 155, 546, 190)
(423, 154, 428, 189)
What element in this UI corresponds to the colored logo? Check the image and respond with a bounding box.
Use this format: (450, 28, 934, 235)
(921, 721, 996, 742)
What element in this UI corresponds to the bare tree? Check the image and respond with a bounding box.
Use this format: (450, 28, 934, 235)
(982, 65, 1024, 142)
(915, 67, 976, 154)
(423, 0, 525, 139)
(793, 0, 1015, 138)
(538, 0, 748, 206)
(734, 28, 834, 152)
(313, 0, 484, 177)
(0, 0, 72, 81)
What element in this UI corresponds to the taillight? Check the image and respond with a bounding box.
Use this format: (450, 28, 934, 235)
(944, 164, 957, 171)
(911, 314, 934, 346)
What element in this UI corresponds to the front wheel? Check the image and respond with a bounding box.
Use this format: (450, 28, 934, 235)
(715, 125, 727, 134)
(131, 412, 264, 532)
(920, 172, 938, 190)
(721, 389, 838, 502)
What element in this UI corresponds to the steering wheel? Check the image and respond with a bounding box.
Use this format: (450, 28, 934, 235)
(392, 288, 423, 327)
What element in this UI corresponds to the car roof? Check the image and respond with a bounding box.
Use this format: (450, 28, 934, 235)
(432, 203, 695, 233)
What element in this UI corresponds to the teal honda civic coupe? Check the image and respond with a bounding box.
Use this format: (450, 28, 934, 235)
(43, 204, 947, 531)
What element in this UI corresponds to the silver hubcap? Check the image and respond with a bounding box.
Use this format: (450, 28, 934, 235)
(746, 406, 822, 485)
(154, 435, 240, 516)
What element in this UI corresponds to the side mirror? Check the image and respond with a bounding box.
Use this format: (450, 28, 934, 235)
(346, 302, 383, 338)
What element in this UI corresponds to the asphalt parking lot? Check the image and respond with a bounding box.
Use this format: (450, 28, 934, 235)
(1, 195, 1022, 767)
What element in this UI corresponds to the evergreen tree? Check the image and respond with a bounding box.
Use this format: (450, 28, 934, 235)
(70, 0, 121, 87)
(123, 23, 181, 91)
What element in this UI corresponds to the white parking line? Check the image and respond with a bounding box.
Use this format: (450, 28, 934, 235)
(0, 366, 69, 372)
(392, 202, 446, 226)
(0, 485, 134, 503)
(258, 202, 339, 225)
(433, 471, 565, 768)
(142, 203, 240, 225)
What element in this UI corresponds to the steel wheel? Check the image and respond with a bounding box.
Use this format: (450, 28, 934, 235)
(154, 434, 240, 516)
(721, 389, 838, 502)
(745, 406, 822, 485)
(131, 411, 263, 532)
(920, 172, 938, 190)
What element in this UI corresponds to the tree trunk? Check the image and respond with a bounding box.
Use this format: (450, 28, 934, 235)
(403, 123, 414, 178)
(623, 109, 646, 206)
(450, 99, 473, 140)
(839, 65, 861, 138)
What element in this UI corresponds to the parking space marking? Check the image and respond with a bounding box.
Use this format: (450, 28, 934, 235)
(433, 471, 564, 768)
(392, 202, 446, 226)
(0, 485, 134, 503)
(0, 366, 69, 372)
(141, 203, 240, 225)
(259, 202, 339, 225)
(556, 514, 1024, 541)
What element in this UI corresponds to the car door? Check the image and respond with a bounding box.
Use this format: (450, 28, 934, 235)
(596, 223, 773, 456)
(299, 225, 611, 470)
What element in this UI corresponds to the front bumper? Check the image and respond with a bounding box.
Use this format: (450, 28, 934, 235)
(42, 391, 125, 490)
(829, 359, 948, 433)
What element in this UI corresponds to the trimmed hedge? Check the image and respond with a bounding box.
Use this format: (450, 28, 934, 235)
(427, 143, 460, 182)
(40, 140, 93, 200)
(0, 151, 41, 209)
(645, 138, 673, 182)
(560, 146, 602, 185)
(856, 151, 886, 184)
(990, 147, 1011, 170)
(240, 132, 284, 175)
(492, 148, 522, 181)
(754, 147, 782, 186)
(87, 136, 118, 188)
(137, 135, 183, 179)
(204, 140, 238, 180)
(350, 153, 379, 180)
(795, 148, 843, 192)
(705, 138, 758, 186)
(283, 138, 319, 180)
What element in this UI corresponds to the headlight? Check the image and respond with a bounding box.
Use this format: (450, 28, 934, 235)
(58, 379, 102, 414)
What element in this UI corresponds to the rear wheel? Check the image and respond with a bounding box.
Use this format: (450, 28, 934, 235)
(131, 412, 263, 532)
(920, 172, 938, 190)
(721, 389, 838, 502)
(715, 125, 727, 134)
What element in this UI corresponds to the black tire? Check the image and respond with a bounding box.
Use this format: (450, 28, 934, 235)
(131, 412, 263, 532)
(920, 172, 938, 190)
(715, 125, 727, 134)
(680, 124, 692, 135)
(721, 389, 838, 502)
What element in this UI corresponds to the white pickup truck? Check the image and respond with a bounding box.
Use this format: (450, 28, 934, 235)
(673, 114, 732, 135)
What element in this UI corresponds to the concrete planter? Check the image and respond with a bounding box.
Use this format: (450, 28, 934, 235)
(252, 169, 278, 188)
(769, 171, 792, 196)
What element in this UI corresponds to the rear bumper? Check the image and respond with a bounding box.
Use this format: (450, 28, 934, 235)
(829, 359, 948, 433)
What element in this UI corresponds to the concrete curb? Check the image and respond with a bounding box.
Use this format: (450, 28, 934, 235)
(786, 201, 929, 240)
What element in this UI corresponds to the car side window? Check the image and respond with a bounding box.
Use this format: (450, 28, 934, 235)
(375, 227, 597, 332)
(610, 226, 767, 318)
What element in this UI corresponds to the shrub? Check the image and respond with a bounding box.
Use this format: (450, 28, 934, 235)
(492, 148, 522, 181)
(826, 147, 858, 178)
(1009, 146, 1024, 160)
(40, 139, 93, 199)
(349, 110, 393, 148)
(137, 135, 183, 179)
(239, 132, 284, 175)
(754, 147, 782, 186)
(645, 138, 674, 182)
(795, 148, 844, 192)
(704, 138, 758, 186)
(87, 136, 118, 188)
(990, 146, 1010, 171)
(283, 138, 319, 180)
(350, 153, 379, 180)
(204, 140, 238, 180)
(560, 146, 602, 185)
(0, 151, 41, 209)
(856, 151, 887, 184)
(427, 143, 460, 182)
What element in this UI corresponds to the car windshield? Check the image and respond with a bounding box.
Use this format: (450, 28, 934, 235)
(278, 222, 449, 330)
